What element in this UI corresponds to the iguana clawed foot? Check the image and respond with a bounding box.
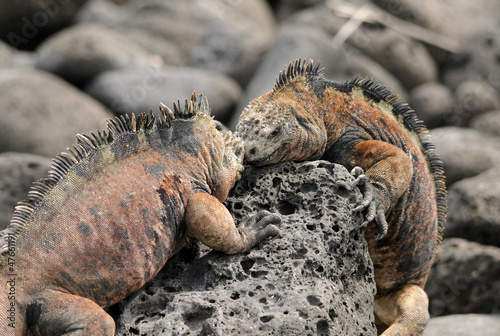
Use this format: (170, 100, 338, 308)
(350, 167, 388, 240)
(238, 210, 281, 246)
(186, 194, 280, 255)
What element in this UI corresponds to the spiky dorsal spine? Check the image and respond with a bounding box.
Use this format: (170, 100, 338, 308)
(0, 92, 210, 256)
(274, 58, 323, 91)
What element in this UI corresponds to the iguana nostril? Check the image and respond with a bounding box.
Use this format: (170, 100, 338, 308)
(249, 148, 257, 156)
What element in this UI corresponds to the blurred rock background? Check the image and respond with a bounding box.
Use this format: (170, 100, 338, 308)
(1, 0, 499, 334)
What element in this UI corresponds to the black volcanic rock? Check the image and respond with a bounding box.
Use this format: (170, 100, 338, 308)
(114, 161, 377, 336)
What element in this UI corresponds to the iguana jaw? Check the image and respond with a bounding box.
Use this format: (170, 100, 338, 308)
(241, 139, 282, 166)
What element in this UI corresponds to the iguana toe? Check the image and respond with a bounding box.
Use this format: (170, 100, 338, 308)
(238, 211, 281, 245)
(351, 167, 388, 239)
(375, 210, 388, 240)
(350, 166, 364, 178)
(240, 211, 281, 231)
(351, 167, 373, 213)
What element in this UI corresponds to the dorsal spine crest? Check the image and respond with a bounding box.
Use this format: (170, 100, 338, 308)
(274, 58, 324, 91)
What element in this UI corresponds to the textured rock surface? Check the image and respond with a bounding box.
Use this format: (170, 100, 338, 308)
(424, 314, 500, 336)
(114, 161, 377, 336)
(445, 168, 500, 247)
(0, 152, 51, 230)
(425, 238, 500, 316)
(0, 69, 112, 157)
(429, 127, 500, 186)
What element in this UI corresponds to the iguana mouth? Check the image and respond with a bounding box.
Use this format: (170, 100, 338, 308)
(235, 164, 244, 181)
(244, 142, 281, 166)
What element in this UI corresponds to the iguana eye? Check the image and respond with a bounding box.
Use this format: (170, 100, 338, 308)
(270, 126, 281, 137)
(234, 147, 242, 157)
(214, 121, 225, 131)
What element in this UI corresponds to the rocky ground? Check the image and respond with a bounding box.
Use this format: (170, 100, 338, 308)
(1, 0, 500, 335)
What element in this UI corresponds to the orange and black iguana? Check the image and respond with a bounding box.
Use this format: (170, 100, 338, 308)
(236, 59, 447, 336)
(0, 93, 280, 336)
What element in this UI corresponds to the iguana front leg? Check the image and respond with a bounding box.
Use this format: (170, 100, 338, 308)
(25, 289, 115, 336)
(185, 193, 281, 254)
(347, 140, 413, 240)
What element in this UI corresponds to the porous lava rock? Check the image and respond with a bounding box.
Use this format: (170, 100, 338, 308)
(114, 161, 376, 336)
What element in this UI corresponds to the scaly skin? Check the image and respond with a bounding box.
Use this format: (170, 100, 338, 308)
(236, 59, 446, 336)
(0, 93, 280, 336)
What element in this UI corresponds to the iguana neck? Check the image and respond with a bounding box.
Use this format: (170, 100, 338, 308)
(314, 83, 348, 151)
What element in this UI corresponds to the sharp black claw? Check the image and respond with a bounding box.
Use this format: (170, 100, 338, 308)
(350, 166, 365, 178)
(360, 220, 370, 229)
(375, 211, 388, 239)
(351, 167, 389, 240)
(352, 204, 365, 213)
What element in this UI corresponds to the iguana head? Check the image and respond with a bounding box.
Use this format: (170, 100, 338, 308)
(166, 94, 244, 201)
(236, 59, 327, 165)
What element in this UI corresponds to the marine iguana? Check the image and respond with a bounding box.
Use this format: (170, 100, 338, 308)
(236, 59, 446, 336)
